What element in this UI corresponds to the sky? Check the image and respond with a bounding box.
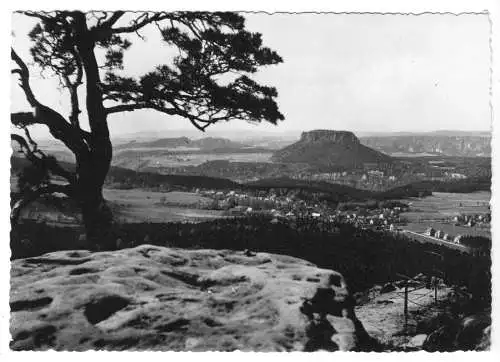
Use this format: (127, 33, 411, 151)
(11, 12, 491, 139)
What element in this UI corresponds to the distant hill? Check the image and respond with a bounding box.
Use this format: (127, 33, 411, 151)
(191, 137, 250, 150)
(357, 130, 491, 137)
(12, 155, 489, 204)
(272, 130, 393, 170)
(115, 136, 251, 151)
(360, 133, 491, 157)
(118, 137, 191, 149)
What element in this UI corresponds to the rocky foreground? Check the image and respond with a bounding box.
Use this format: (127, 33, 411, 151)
(10, 245, 377, 351)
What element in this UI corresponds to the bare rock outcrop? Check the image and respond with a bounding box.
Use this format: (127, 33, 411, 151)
(300, 130, 360, 146)
(10, 245, 374, 351)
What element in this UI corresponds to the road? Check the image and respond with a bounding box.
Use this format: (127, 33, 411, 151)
(401, 230, 471, 254)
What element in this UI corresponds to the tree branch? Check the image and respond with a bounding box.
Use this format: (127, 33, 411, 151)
(63, 73, 82, 128)
(98, 11, 125, 29)
(105, 102, 176, 115)
(105, 101, 223, 132)
(11, 183, 74, 225)
(11, 112, 37, 127)
(11, 48, 90, 158)
(11, 133, 77, 184)
(106, 12, 171, 35)
(17, 11, 55, 22)
(11, 50, 37, 106)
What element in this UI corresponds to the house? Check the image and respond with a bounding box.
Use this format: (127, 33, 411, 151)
(435, 230, 444, 239)
(273, 211, 284, 218)
(425, 227, 436, 237)
(448, 173, 467, 179)
(228, 206, 246, 216)
(368, 170, 384, 177)
(454, 235, 463, 244)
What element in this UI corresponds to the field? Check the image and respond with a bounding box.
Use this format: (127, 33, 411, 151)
(105, 189, 226, 223)
(401, 191, 491, 238)
(105, 189, 212, 207)
(403, 191, 490, 219)
(17, 189, 227, 225)
(113, 150, 273, 169)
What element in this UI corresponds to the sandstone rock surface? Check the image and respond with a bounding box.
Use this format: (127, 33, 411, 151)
(10, 245, 373, 351)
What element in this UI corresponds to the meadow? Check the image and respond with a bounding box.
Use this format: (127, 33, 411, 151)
(105, 189, 226, 223)
(401, 191, 491, 238)
(405, 191, 491, 218)
(17, 188, 228, 226)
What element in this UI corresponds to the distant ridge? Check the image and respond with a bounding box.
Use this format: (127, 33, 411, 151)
(358, 130, 491, 137)
(272, 130, 392, 169)
(116, 137, 250, 151)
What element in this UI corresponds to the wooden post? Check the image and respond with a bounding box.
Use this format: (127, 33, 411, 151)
(434, 282, 438, 304)
(404, 282, 409, 332)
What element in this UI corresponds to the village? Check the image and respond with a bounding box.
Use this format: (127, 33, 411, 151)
(196, 188, 406, 233)
(194, 187, 491, 254)
(451, 212, 491, 227)
(418, 212, 492, 248)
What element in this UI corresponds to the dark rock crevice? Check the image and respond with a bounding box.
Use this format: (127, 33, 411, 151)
(84, 295, 130, 325)
(10, 296, 53, 312)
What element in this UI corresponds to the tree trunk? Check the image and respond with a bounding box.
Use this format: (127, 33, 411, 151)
(78, 178, 113, 250)
(77, 148, 113, 250)
(73, 12, 114, 249)
(76, 135, 113, 249)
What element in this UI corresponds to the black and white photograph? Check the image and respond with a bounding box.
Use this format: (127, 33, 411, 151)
(2, 0, 499, 355)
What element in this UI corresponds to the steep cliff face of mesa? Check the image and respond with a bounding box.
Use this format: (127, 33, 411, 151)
(9, 245, 378, 351)
(300, 130, 361, 145)
(272, 130, 392, 169)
